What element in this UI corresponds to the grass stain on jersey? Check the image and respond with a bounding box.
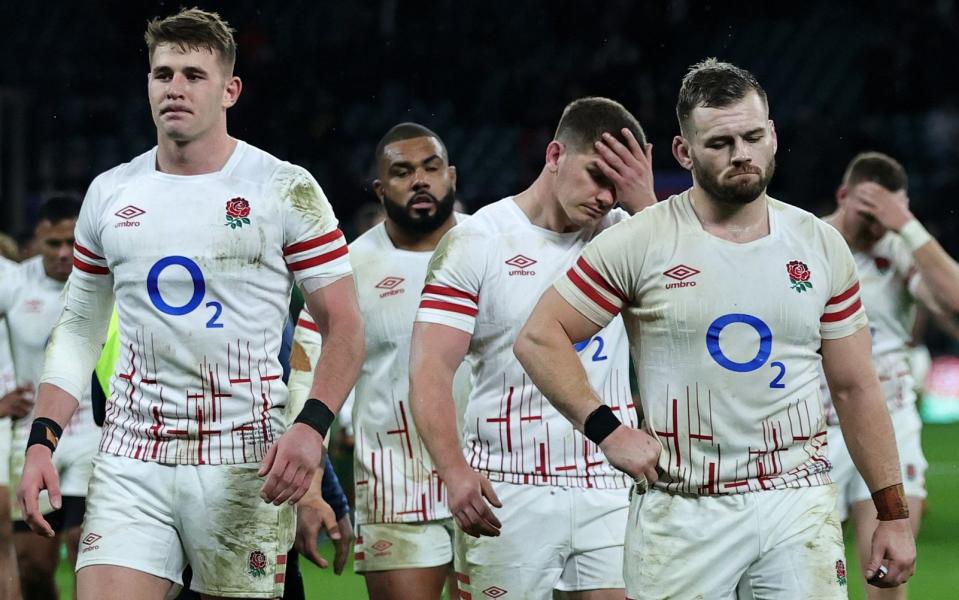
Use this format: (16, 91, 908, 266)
(276, 165, 335, 232)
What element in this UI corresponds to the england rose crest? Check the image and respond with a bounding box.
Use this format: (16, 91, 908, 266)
(225, 197, 251, 229)
(786, 260, 813, 293)
(248, 550, 267, 578)
(835, 559, 847, 586)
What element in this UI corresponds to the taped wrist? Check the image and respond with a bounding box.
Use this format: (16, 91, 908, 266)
(293, 399, 336, 439)
(584, 404, 622, 445)
(872, 483, 910, 520)
(899, 219, 933, 252)
(28, 418, 63, 453)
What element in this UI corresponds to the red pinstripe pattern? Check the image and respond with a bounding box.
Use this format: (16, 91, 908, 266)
(419, 299, 479, 317)
(826, 281, 860, 305)
(566, 268, 621, 315)
(576, 257, 628, 303)
(286, 244, 349, 271)
(821, 298, 863, 322)
(421, 284, 479, 304)
(283, 228, 344, 256)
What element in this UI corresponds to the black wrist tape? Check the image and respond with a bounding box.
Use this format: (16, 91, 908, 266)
(27, 418, 63, 453)
(584, 404, 622, 445)
(293, 399, 336, 439)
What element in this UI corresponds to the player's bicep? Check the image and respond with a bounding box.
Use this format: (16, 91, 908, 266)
(820, 326, 876, 398)
(526, 287, 603, 347)
(410, 322, 470, 382)
(302, 275, 362, 340)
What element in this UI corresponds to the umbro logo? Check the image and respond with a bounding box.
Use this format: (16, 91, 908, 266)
(664, 264, 699, 289)
(371, 539, 393, 556)
(375, 276, 405, 298)
(505, 254, 537, 276)
(114, 205, 145, 228)
(483, 587, 508, 598)
(81, 532, 102, 553)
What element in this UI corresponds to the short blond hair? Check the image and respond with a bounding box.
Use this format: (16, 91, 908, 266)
(145, 7, 237, 73)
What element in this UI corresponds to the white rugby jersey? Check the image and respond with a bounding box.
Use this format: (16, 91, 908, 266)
(0, 257, 17, 412)
(0, 256, 97, 442)
(294, 218, 469, 524)
(555, 191, 867, 495)
(52, 141, 350, 465)
(821, 227, 919, 423)
(415, 198, 638, 489)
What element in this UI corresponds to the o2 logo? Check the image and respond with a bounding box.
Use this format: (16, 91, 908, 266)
(706, 313, 785, 389)
(147, 256, 224, 328)
(574, 335, 608, 362)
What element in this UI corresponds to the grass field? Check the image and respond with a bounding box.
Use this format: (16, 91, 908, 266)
(55, 422, 959, 599)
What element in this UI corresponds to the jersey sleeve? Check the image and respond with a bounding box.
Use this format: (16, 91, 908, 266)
(819, 225, 869, 339)
(415, 226, 484, 334)
(287, 308, 325, 420)
(41, 174, 117, 400)
(553, 219, 640, 328)
(276, 164, 352, 288)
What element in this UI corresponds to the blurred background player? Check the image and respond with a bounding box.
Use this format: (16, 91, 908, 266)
(0, 234, 21, 599)
(410, 97, 655, 599)
(823, 151, 959, 599)
(291, 121, 466, 599)
(16, 8, 364, 600)
(515, 59, 915, 599)
(0, 197, 97, 600)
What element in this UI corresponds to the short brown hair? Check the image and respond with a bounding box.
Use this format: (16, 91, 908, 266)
(676, 58, 767, 135)
(842, 152, 907, 191)
(554, 97, 647, 153)
(145, 8, 237, 73)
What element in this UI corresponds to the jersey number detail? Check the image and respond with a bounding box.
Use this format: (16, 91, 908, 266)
(147, 256, 223, 328)
(573, 335, 609, 362)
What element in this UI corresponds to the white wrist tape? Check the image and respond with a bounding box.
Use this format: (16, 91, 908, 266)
(899, 220, 933, 252)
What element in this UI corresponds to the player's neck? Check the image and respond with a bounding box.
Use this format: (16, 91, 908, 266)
(513, 173, 579, 233)
(689, 186, 770, 243)
(383, 216, 456, 252)
(155, 129, 238, 176)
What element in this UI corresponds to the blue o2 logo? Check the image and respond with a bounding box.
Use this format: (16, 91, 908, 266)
(147, 256, 224, 328)
(706, 313, 786, 388)
(574, 335, 609, 362)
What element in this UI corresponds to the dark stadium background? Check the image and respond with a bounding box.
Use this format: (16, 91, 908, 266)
(1, 1, 957, 598)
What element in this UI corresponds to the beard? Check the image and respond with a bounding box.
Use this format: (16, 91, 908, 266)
(692, 155, 776, 205)
(382, 188, 456, 234)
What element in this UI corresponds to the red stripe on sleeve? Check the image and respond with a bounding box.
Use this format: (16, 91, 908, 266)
(576, 257, 628, 303)
(74, 243, 104, 260)
(283, 229, 345, 256)
(821, 298, 863, 323)
(826, 282, 860, 306)
(419, 299, 479, 317)
(566, 269, 621, 316)
(421, 284, 479, 305)
(286, 245, 349, 271)
(72, 257, 109, 275)
(297, 317, 319, 333)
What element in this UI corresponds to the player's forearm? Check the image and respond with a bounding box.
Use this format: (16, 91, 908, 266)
(409, 364, 468, 478)
(911, 237, 959, 314)
(514, 319, 602, 429)
(32, 383, 81, 428)
(308, 320, 364, 415)
(832, 378, 902, 492)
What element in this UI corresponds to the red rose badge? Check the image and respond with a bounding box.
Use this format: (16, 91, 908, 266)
(225, 197, 251, 229)
(835, 559, 847, 586)
(248, 550, 267, 577)
(787, 260, 813, 293)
